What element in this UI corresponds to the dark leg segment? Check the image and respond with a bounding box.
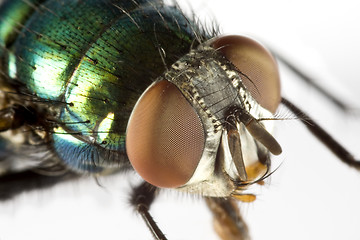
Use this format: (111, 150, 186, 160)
(274, 53, 351, 111)
(206, 197, 250, 240)
(281, 97, 360, 170)
(0, 170, 77, 201)
(130, 181, 167, 240)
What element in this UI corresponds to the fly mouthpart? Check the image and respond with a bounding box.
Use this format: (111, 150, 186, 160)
(234, 108, 282, 156)
(226, 123, 248, 182)
(231, 192, 257, 203)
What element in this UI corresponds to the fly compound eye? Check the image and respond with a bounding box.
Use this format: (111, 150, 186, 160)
(211, 35, 281, 113)
(126, 80, 205, 188)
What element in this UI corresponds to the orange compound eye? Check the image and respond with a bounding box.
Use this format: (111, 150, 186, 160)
(126, 80, 205, 188)
(211, 35, 281, 113)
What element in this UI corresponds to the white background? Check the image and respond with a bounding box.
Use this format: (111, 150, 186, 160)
(1, 0, 360, 240)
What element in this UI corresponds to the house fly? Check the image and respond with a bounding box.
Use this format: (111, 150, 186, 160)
(0, 0, 359, 240)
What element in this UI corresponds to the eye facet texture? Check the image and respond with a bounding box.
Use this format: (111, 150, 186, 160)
(212, 35, 281, 113)
(126, 80, 205, 188)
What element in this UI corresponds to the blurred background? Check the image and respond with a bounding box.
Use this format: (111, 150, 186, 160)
(1, 0, 360, 239)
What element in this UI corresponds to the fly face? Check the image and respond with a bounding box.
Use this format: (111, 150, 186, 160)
(126, 35, 282, 197)
(1, 1, 360, 240)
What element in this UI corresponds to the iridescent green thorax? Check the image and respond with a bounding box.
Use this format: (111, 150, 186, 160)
(0, 0, 209, 172)
(0, 0, 45, 47)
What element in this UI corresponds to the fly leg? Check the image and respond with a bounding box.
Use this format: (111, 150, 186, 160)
(281, 97, 360, 170)
(274, 53, 351, 111)
(205, 197, 251, 240)
(0, 170, 77, 201)
(130, 181, 167, 240)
